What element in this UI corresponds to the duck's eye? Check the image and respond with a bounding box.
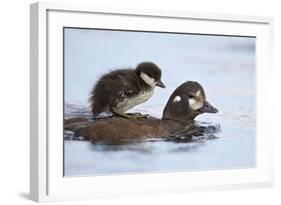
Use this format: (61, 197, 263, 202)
(188, 93, 195, 99)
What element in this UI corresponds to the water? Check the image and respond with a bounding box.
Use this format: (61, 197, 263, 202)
(64, 28, 256, 176)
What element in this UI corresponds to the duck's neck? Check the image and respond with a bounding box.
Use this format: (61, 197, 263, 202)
(162, 116, 194, 124)
(161, 117, 195, 132)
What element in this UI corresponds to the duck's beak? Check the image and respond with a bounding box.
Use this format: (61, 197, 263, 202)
(156, 80, 166, 88)
(198, 100, 218, 114)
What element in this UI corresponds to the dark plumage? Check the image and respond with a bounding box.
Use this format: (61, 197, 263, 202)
(89, 62, 165, 119)
(66, 81, 218, 144)
(163, 81, 215, 122)
(65, 117, 188, 144)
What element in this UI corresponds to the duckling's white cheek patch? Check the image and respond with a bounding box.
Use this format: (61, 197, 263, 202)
(173, 96, 181, 103)
(189, 99, 203, 110)
(140, 72, 156, 88)
(196, 90, 201, 97)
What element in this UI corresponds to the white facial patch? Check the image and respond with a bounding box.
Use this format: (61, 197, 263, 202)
(140, 72, 156, 88)
(189, 90, 203, 110)
(189, 99, 203, 110)
(173, 95, 181, 103)
(195, 90, 201, 97)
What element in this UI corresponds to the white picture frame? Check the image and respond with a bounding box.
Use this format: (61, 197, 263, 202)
(30, 2, 274, 202)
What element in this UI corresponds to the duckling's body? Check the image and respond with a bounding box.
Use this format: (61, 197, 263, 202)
(66, 81, 218, 144)
(90, 62, 165, 119)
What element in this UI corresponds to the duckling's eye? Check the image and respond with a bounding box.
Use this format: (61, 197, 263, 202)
(148, 74, 154, 78)
(188, 93, 195, 99)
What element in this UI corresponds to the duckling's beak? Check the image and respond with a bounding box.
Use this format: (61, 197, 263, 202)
(156, 80, 166, 88)
(198, 100, 218, 114)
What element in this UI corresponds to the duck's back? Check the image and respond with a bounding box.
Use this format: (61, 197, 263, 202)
(87, 118, 170, 142)
(65, 117, 177, 144)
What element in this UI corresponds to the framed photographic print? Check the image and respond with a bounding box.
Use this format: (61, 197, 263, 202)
(30, 2, 274, 202)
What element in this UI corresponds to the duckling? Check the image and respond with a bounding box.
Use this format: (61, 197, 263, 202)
(89, 62, 165, 119)
(65, 81, 218, 144)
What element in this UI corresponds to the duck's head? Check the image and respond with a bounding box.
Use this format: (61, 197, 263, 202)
(135, 62, 166, 88)
(162, 81, 218, 123)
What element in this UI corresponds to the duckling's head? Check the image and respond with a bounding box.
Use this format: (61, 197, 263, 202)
(162, 81, 218, 123)
(135, 62, 166, 88)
